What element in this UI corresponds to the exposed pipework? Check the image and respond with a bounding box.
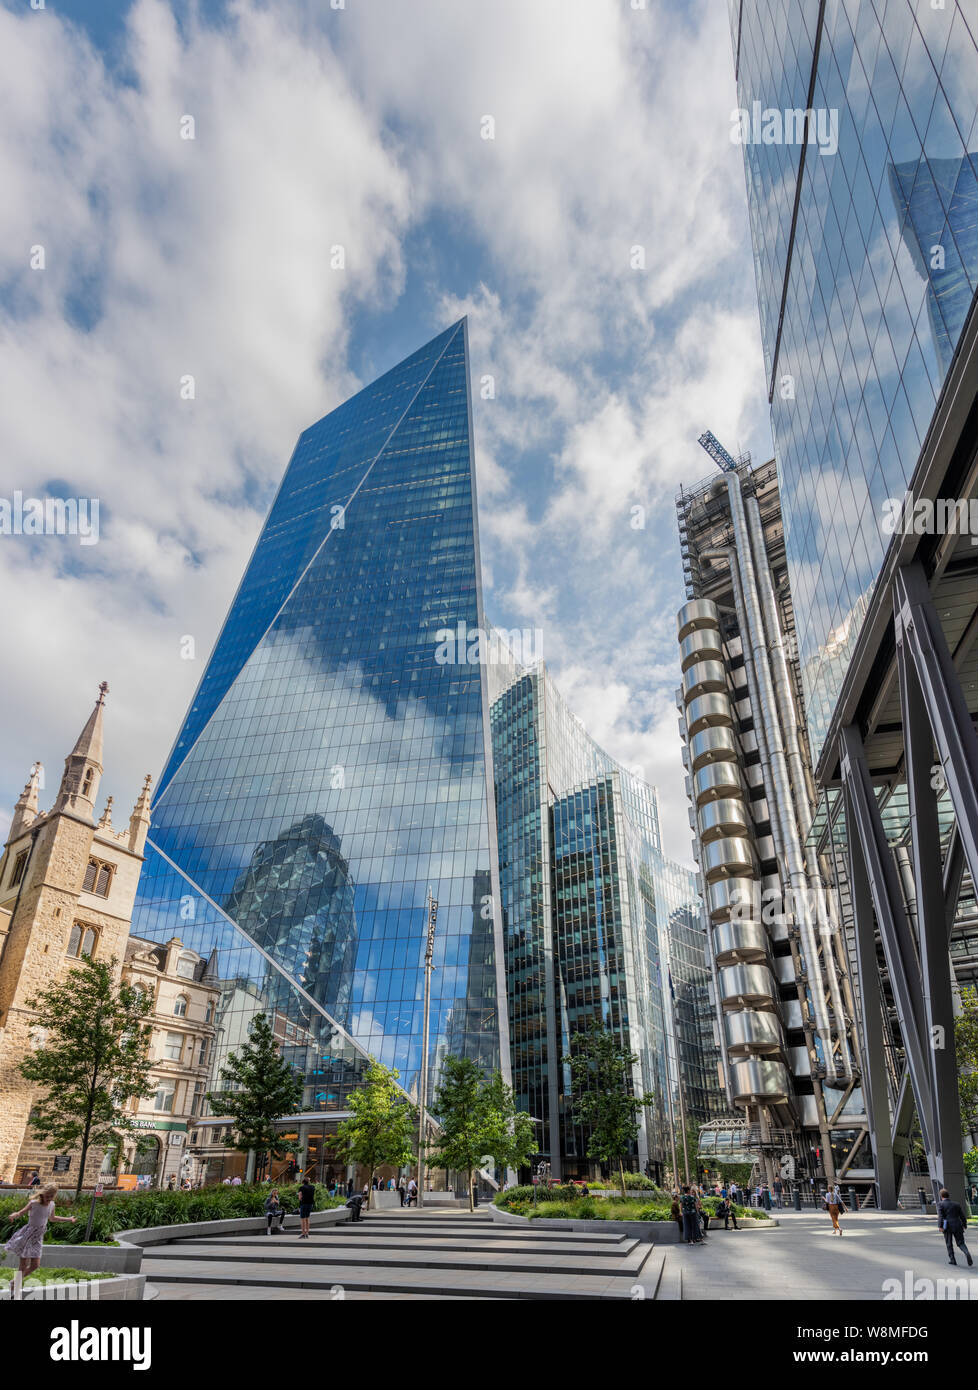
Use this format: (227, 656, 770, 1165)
(744, 497, 853, 1082)
(725, 475, 837, 1074)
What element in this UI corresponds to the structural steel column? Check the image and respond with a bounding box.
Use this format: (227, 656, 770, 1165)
(894, 564, 978, 896)
(840, 724, 935, 1208)
(894, 566, 968, 1203)
(840, 730, 898, 1207)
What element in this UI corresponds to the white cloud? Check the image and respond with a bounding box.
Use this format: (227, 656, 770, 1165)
(0, 0, 771, 874)
(0, 0, 412, 815)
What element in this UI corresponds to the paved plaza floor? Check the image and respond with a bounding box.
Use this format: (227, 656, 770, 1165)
(145, 1206, 976, 1301)
(669, 1209, 974, 1300)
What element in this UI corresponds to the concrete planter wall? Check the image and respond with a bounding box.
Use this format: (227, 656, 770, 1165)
(0, 1272, 147, 1302)
(32, 1241, 143, 1274)
(488, 1204, 659, 1240)
(120, 1204, 350, 1246)
(489, 1204, 777, 1242)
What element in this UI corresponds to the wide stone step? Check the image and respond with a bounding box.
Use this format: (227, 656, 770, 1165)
(167, 1234, 640, 1258)
(143, 1252, 663, 1300)
(143, 1240, 650, 1278)
(351, 1216, 628, 1241)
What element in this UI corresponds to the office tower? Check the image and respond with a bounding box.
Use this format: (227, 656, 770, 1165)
(729, 1, 978, 1203)
(489, 657, 721, 1182)
(131, 320, 510, 1172)
(676, 456, 864, 1188)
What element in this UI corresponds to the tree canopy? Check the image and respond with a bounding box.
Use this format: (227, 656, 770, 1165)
(563, 1021, 655, 1199)
(427, 1055, 535, 1210)
(19, 955, 155, 1197)
(333, 1060, 416, 1208)
(206, 1013, 304, 1176)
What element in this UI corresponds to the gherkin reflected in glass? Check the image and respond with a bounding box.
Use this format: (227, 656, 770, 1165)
(223, 814, 358, 1029)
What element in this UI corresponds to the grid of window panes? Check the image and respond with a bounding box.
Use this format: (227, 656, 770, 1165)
(133, 320, 504, 1106)
(551, 780, 633, 1168)
(490, 671, 553, 1159)
(651, 854, 724, 1124)
(731, 0, 978, 757)
(491, 661, 711, 1177)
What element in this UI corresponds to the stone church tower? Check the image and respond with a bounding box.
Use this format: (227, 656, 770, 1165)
(0, 684, 151, 1185)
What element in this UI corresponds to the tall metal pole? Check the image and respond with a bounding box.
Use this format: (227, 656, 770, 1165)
(417, 888, 437, 1210)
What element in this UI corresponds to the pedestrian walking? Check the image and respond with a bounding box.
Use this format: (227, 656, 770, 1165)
(824, 1183, 846, 1235)
(398, 1178, 406, 1207)
(264, 1189, 286, 1235)
(4, 1183, 77, 1299)
(297, 1178, 316, 1239)
(937, 1188, 973, 1266)
(680, 1185, 701, 1245)
(773, 1178, 783, 1208)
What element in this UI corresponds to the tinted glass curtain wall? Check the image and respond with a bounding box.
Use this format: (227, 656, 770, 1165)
(730, 0, 978, 757)
(132, 320, 510, 1114)
(490, 661, 721, 1178)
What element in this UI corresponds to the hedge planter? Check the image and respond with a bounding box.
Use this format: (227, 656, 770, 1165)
(120, 1204, 350, 1247)
(488, 1204, 659, 1240)
(489, 1204, 778, 1242)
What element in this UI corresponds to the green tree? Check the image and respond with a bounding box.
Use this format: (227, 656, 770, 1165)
(333, 1060, 416, 1209)
(956, 986, 978, 1136)
(564, 1022, 655, 1199)
(427, 1056, 535, 1210)
(19, 955, 155, 1199)
(207, 1013, 303, 1178)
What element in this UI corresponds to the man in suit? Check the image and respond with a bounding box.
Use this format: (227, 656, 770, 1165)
(937, 1188, 973, 1266)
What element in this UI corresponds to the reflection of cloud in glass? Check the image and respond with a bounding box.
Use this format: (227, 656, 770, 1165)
(889, 154, 978, 378)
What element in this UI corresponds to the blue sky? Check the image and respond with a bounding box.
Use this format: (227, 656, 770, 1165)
(0, 0, 773, 864)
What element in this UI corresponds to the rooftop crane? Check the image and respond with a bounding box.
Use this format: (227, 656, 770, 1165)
(697, 430, 739, 474)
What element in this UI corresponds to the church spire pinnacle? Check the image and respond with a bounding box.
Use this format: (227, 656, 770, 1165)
(9, 762, 42, 841)
(56, 682, 108, 817)
(128, 773, 152, 855)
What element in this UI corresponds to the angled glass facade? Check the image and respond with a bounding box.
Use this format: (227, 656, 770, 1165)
(730, 0, 978, 756)
(132, 319, 509, 1119)
(489, 659, 720, 1180)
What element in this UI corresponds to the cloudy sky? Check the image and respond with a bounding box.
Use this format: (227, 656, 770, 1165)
(0, 0, 773, 866)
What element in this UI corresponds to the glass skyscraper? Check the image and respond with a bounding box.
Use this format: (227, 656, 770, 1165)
(132, 320, 509, 1136)
(729, 0, 978, 757)
(489, 658, 721, 1181)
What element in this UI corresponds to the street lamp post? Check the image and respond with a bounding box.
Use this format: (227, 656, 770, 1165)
(416, 888, 437, 1210)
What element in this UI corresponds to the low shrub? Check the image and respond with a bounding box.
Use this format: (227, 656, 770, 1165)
(494, 1184, 582, 1211)
(0, 1267, 112, 1285)
(588, 1174, 665, 1193)
(0, 1183, 342, 1245)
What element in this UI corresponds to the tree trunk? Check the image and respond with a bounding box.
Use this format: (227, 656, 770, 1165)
(76, 1098, 95, 1200)
(468, 1166, 474, 1212)
(618, 1157, 627, 1202)
(367, 1169, 375, 1210)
